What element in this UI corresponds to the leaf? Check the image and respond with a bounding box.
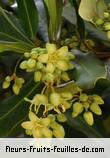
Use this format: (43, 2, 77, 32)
(0, 41, 33, 54)
(0, 80, 43, 137)
(85, 22, 108, 41)
(63, 4, 77, 25)
(43, 0, 63, 41)
(70, 50, 107, 89)
(0, 7, 34, 45)
(96, 0, 107, 18)
(69, 0, 85, 39)
(16, 0, 38, 39)
(65, 111, 106, 137)
(79, 0, 97, 22)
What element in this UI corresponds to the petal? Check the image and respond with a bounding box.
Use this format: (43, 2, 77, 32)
(58, 46, 68, 57)
(33, 129, 42, 138)
(41, 127, 52, 138)
(46, 43, 57, 54)
(21, 121, 33, 130)
(29, 111, 39, 121)
(41, 118, 50, 126)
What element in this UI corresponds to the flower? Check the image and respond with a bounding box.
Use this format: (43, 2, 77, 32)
(21, 111, 65, 138)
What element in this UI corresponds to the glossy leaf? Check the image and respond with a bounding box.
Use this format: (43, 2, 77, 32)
(70, 50, 107, 89)
(43, 0, 63, 41)
(0, 7, 34, 45)
(0, 80, 43, 137)
(0, 41, 33, 54)
(16, 0, 38, 39)
(79, 0, 97, 22)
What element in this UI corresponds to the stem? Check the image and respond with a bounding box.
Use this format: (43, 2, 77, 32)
(14, 55, 24, 74)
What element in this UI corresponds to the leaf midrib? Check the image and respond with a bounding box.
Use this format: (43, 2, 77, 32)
(22, 0, 34, 37)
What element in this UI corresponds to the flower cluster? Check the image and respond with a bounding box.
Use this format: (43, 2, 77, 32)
(2, 42, 104, 138)
(72, 93, 104, 126)
(94, 6, 110, 39)
(2, 74, 25, 95)
(20, 43, 75, 85)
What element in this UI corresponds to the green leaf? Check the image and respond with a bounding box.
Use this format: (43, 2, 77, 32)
(0, 80, 43, 137)
(0, 42, 33, 54)
(79, 0, 97, 22)
(16, 0, 38, 39)
(69, 0, 85, 39)
(70, 50, 107, 89)
(66, 111, 105, 137)
(0, 7, 34, 45)
(96, 0, 107, 18)
(63, 4, 77, 25)
(43, 0, 63, 41)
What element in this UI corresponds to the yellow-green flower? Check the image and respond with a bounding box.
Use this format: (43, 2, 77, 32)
(21, 111, 52, 138)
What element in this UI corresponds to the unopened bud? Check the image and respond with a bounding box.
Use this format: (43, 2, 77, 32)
(12, 84, 20, 95)
(104, 22, 110, 31)
(83, 111, 94, 126)
(27, 59, 36, 68)
(34, 71, 42, 82)
(2, 81, 10, 89)
(90, 103, 102, 115)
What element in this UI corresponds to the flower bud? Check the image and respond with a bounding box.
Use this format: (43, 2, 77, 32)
(34, 71, 42, 82)
(83, 111, 94, 126)
(31, 51, 38, 59)
(61, 92, 73, 100)
(104, 12, 110, 18)
(12, 84, 20, 95)
(27, 59, 36, 68)
(79, 93, 88, 102)
(95, 18, 104, 25)
(72, 102, 83, 117)
(92, 95, 104, 105)
(57, 114, 67, 122)
(48, 114, 56, 122)
(50, 93, 61, 107)
(5, 76, 11, 82)
(20, 60, 27, 69)
(57, 60, 69, 71)
(36, 62, 44, 69)
(2, 81, 10, 89)
(38, 54, 48, 63)
(19, 78, 25, 84)
(24, 52, 30, 58)
(103, 22, 110, 31)
(90, 103, 102, 115)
